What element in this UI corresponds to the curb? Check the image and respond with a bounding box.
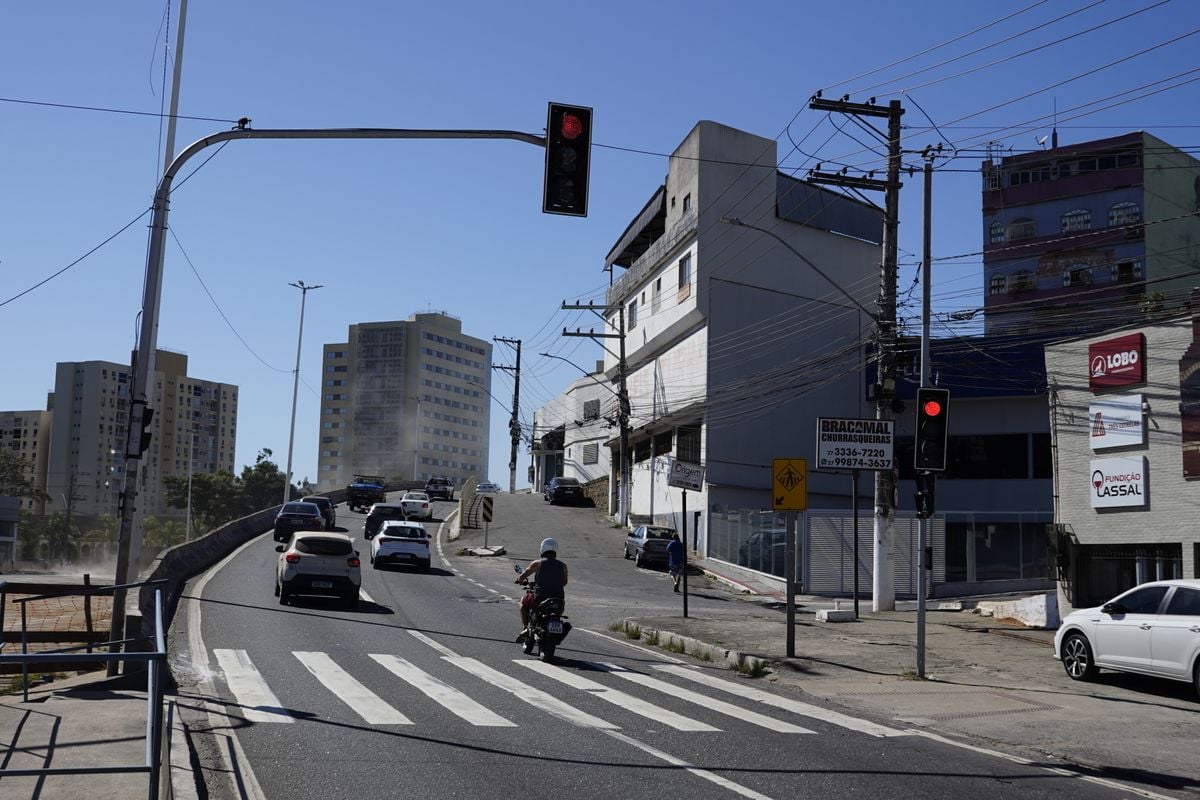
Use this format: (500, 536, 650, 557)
(619, 619, 770, 674)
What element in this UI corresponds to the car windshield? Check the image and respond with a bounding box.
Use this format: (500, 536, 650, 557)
(372, 506, 405, 517)
(294, 537, 352, 556)
(404, 493, 429, 502)
(282, 503, 318, 515)
(381, 526, 425, 539)
(555, 478, 579, 486)
(645, 527, 675, 539)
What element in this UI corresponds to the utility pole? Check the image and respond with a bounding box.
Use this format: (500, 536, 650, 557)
(493, 337, 522, 494)
(284, 280, 322, 508)
(809, 95, 904, 611)
(561, 301, 630, 526)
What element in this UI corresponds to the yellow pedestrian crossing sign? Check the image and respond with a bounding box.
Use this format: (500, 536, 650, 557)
(773, 458, 807, 510)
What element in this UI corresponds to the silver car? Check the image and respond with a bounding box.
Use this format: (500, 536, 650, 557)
(1054, 578, 1200, 697)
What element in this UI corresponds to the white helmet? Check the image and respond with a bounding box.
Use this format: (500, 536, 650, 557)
(539, 537, 559, 556)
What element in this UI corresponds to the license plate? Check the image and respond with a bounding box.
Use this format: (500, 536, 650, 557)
(312, 580, 333, 589)
(546, 620, 563, 634)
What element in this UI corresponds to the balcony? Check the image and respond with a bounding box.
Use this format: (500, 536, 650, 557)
(607, 208, 697, 307)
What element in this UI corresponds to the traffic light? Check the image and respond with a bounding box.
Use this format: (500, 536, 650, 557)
(914, 471, 935, 518)
(914, 387, 950, 471)
(542, 102, 592, 217)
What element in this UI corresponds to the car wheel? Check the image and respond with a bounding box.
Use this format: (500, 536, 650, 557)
(523, 636, 535, 655)
(623, 546, 630, 560)
(278, 590, 290, 606)
(273, 581, 280, 597)
(1193, 659, 1200, 701)
(343, 591, 359, 608)
(420, 559, 431, 571)
(635, 550, 646, 568)
(1061, 631, 1098, 681)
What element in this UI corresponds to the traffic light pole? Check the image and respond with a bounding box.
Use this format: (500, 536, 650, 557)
(111, 124, 549, 674)
(917, 157, 933, 678)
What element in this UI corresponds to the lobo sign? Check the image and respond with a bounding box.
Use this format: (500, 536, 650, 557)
(1089, 456, 1147, 508)
(1088, 333, 1145, 391)
(816, 417, 894, 470)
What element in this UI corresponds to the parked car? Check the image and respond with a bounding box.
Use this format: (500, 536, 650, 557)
(298, 495, 336, 530)
(275, 531, 361, 606)
(370, 520, 431, 571)
(476, 481, 500, 493)
(624, 525, 676, 568)
(273, 501, 325, 543)
(544, 476, 584, 505)
(364, 502, 408, 539)
(400, 491, 433, 520)
(424, 477, 454, 501)
(737, 527, 788, 576)
(1054, 578, 1200, 697)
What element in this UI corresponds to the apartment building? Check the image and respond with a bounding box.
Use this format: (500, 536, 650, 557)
(44, 349, 238, 520)
(0, 410, 51, 514)
(315, 312, 491, 492)
(531, 360, 614, 492)
(982, 131, 1200, 336)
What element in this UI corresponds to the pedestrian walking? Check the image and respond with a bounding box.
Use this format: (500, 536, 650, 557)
(666, 533, 684, 592)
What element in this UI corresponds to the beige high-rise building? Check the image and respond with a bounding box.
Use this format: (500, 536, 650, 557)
(0, 409, 52, 514)
(316, 312, 491, 493)
(45, 349, 238, 520)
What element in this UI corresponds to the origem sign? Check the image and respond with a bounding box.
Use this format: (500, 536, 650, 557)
(1088, 333, 1145, 391)
(667, 458, 704, 491)
(1090, 456, 1147, 509)
(1089, 394, 1145, 450)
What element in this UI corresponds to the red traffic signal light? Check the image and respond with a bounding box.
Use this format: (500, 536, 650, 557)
(914, 387, 950, 472)
(543, 102, 592, 217)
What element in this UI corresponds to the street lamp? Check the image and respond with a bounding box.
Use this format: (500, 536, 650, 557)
(409, 395, 422, 481)
(284, 280, 322, 508)
(185, 425, 196, 542)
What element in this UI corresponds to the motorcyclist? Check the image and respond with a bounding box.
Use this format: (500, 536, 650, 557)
(515, 537, 568, 640)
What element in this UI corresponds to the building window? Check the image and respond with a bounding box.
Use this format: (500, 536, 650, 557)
(652, 278, 662, 313)
(1109, 201, 1141, 227)
(1009, 270, 1034, 293)
(988, 221, 1004, 244)
(582, 399, 600, 421)
(676, 427, 701, 464)
(628, 299, 637, 328)
(682, 193, 691, 213)
(989, 275, 1006, 296)
(1060, 209, 1091, 233)
(678, 253, 692, 287)
(1007, 219, 1036, 241)
(1112, 260, 1142, 283)
(1063, 266, 1092, 287)
(583, 443, 599, 464)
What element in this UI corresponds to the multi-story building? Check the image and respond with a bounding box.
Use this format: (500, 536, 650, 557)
(531, 360, 614, 493)
(45, 349, 238, 521)
(599, 120, 883, 567)
(0, 409, 52, 513)
(315, 312, 491, 492)
(982, 131, 1200, 336)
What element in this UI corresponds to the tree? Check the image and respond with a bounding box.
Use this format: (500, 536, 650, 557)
(162, 469, 240, 532)
(0, 448, 49, 504)
(238, 449, 294, 515)
(143, 516, 186, 551)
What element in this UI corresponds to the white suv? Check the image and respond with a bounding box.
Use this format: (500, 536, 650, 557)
(370, 520, 431, 571)
(276, 531, 361, 607)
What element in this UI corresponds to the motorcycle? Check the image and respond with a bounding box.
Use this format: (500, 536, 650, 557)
(514, 564, 571, 662)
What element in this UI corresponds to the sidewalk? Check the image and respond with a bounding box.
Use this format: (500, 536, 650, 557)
(623, 557, 1200, 799)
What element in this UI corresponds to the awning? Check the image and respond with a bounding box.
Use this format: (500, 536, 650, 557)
(605, 185, 667, 270)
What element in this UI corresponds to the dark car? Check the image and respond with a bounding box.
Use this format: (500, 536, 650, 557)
(364, 502, 409, 539)
(299, 495, 336, 530)
(738, 527, 788, 577)
(624, 525, 676, 568)
(424, 477, 454, 501)
(545, 476, 584, 506)
(273, 501, 325, 543)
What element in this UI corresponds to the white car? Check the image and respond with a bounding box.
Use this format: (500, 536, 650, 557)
(400, 491, 433, 520)
(476, 482, 500, 493)
(275, 531, 361, 607)
(1054, 578, 1200, 697)
(370, 520, 431, 571)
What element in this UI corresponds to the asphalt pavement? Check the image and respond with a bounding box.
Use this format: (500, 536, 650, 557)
(1, 492, 1198, 799)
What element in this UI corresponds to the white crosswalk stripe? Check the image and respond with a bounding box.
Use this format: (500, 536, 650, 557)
(654, 664, 907, 738)
(515, 660, 720, 732)
(212, 649, 294, 723)
(368, 653, 514, 727)
(446, 657, 618, 730)
(293, 651, 412, 725)
(594, 662, 815, 734)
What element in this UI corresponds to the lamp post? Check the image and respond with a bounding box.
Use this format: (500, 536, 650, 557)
(185, 425, 196, 542)
(284, 280, 322, 508)
(409, 395, 422, 481)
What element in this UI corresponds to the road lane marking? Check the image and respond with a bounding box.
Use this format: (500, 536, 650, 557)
(369, 654, 514, 727)
(293, 651, 412, 725)
(595, 663, 813, 734)
(602, 730, 776, 800)
(212, 649, 294, 723)
(359, 589, 375, 604)
(514, 660, 720, 732)
(409, 629, 457, 658)
(655, 664, 907, 738)
(446, 657, 618, 730)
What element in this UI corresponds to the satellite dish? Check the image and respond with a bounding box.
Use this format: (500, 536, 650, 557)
(1036, 135, 1049, 148)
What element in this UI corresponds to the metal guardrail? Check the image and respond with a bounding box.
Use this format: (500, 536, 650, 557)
(0, 579, 169, 800)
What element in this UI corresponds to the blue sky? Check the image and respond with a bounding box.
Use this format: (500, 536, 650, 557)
(2, 1, 1197, 487)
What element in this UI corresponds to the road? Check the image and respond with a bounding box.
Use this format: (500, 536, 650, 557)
(170, 493, 1137, 800)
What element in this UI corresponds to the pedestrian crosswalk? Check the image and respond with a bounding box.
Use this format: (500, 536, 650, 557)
(209, 638, 906, 739)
